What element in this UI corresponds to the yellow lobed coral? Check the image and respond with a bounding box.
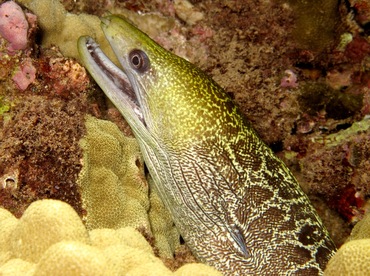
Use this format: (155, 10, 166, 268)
(34, 241, 110, 276)
(77, 115, 151, 231)
(0, 208, 14, 222)
(324, 212, 370, 275)
(78, 115, 180, 257)
(0, 210, 18, 255)
(9, 199, 89, 263)
(324, 239, 370, 275)
(0, 252, 12, 268)
(17, 0, 95, 59)
(348, 211, 370, 241)
(89, 227, 154, 254)
(16, 0, 190, 65)
(0, 199, 220, 275)
(0, 258, 35, 276)
(102, 244, 172, 275)
(127, 261, 173, 276)
(18, 0, 116, 62)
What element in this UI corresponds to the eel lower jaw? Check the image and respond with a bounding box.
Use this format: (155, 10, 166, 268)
(81, 36, 144, 124)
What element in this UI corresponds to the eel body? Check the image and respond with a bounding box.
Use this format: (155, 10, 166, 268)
(78, 15, 336, 275)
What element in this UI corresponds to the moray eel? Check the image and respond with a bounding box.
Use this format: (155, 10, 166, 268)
(78, 15, 336, 275)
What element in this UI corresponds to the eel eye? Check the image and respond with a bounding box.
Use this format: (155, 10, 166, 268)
(129, 49, 150, 73)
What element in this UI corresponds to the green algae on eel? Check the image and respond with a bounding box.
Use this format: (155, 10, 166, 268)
(78, 15, 336, 275)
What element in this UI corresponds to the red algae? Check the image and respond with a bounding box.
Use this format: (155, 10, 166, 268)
(37, 47, 90, 97)
(0, 2, 93, 218)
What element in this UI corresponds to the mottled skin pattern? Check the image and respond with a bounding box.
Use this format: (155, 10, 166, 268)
(78, 15, 336, 275)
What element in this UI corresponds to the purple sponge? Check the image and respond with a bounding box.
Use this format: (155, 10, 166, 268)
(0, 1, 29, 52)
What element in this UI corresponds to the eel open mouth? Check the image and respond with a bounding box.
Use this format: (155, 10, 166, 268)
(79, 36, 144, 123)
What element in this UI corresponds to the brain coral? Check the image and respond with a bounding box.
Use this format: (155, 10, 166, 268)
(77, 115, 180, 257)
(0, 258, 35, 276)
(102, 244, 172, 275)
(0, 209, 16, 268)
(0, 209, 18, 255)
(77, 115, 151, 231)
(34, 241, 110, 276)
(348, 212, 370, 241)
(18, 0, 114, 61)
(9, 199, 89, 263)
(324, 212, 370, 275)
(0, 199, 220, 275)
(324, 239, 370, 275)
(89, 227, 154, 254)
(174, 263, 222, 276)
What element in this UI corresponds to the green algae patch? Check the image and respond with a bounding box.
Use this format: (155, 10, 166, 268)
(311, 118, 370, 147)
(0, 96, 10, 117)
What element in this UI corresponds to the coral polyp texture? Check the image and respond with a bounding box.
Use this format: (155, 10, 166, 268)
(78, 115, 180, 258)
(16, 0, 114, 61)
(77, 115, 150, 230)
(325, 213, 370, 275)
(10, 199, 89, 263)
(0, 199, 221, 275)
(348, 211, 370, 241)
(324, 240, 370, 275)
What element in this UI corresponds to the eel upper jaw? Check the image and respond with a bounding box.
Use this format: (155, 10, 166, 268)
(80, 36, 144, 124)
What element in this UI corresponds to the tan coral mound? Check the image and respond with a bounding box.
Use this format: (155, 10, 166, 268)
(78, 115, 151, 231)
(78, 115, 179, 257)
(0, 208, 14, 221)
(348, 211, 370, 241)
(10, 199, 89, 263)
(0, 199, 220, 275)
(18, 0, 108, 60)
(102, 244, 172, 275)
(324, 239, 370, 275)
(34, 241, 110, 276)
(0, 258, 35, 276)
(89, 227, 153, 254)
(0, 209, 18, 255)
(325, 212, 370, 275)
